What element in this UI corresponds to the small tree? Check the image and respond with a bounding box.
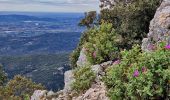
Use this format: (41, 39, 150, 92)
(0, 75, 45, 99)
(79, 11, 97, 28)
(100, 0, 162, 49)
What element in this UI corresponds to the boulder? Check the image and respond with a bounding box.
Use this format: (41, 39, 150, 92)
(31, 90, 47, 100)
(76, 47, 89, 67)
(91, 65, 103, 75)
(142, 0, 170, 51)
(63, 70, 75, 94)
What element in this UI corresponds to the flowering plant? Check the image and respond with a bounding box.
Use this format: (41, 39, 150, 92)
(103, 44, 170, 99)
(83, 22, 120, 65)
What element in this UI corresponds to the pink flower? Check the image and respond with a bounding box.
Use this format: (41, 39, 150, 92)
(133, 70, 139, 77)
(165, 44, 170, 49)
(92, 51, 97, 58)
(113, 60, 121, 65)
(142, 67, 147, 73)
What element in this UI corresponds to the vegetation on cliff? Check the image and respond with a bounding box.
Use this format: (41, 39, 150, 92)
(70, 0, 162, 68)
(103, 43, 170, 99)
(0, 74, 44, 99)
(69, 0, 170, 99)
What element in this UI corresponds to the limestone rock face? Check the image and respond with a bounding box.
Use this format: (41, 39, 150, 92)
(63, 70, 75, 94)
(142, 0, 170, 51)
(31, 90, 60, 100)
(76, 47, 89, 67)
(31, 90, 47, 100)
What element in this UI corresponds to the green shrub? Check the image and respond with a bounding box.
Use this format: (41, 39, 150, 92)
(0, 75, 45, 99)
(84, 22, 121, 64)
(103, 44, 170, 99)
(71, 66, 95, 93)
(70, 22, 121, 67)
(100, 0, 162, 49)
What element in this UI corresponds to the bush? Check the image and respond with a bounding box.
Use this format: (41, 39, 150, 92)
(70, 22, 121, 66)
(71, 66, 95, 93)
(84, 22, 121, 64)
(103, 44, 170, 99)
(100, 0, 162, 49)
(0, 75, 45, 99)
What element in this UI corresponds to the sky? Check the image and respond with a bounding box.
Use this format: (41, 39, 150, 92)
(0, 0, 99, 12)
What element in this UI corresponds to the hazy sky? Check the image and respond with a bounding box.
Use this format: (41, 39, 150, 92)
(0, 0, 99, 12)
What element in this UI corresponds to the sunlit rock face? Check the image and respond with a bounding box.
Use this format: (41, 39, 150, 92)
(76, 47, 89, 67)
(142, 0, 170, 51)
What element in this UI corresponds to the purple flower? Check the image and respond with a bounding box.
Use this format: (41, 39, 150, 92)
(165, 44, 170, 49)
(142, 67, 147, 73)
(133, 70, 139, 77)
(113, 60, 121, 65)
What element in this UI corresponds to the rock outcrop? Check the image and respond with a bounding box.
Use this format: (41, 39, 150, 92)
(76, 47, 89, 67)
(142, 0, 170, 51)
(31, 90, 59, 100)
(73, 81, 109, 100)
(63, 70, 75, 94)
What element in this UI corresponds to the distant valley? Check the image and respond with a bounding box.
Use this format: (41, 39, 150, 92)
(0, 13, 84, 55)
(0, 12, 84, 91)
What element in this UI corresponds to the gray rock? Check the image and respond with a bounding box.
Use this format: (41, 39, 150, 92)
(31, 90, 47, 100)
(76, 47, 89, 67)
(47, 90, 56, 97)
(73, 81, 109, 100)
(63, 70, 75, 94)
(91, 65, 103, 76)
(142, 0, 170, 51)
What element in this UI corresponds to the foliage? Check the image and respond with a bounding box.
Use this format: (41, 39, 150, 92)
(70, 0, 162, 68)
(0, 65, 7, 86)
(7, 75, 44, 97)
(0, 86, 21, 100)
(0, 75, 44, 99)
(71, 66, 95, 93)
(79, 11, 97, 28)
(103, 44, 170, 99)
(70, 22, 121, 66)
(100, 0, 162, 49)
(84, 22, 121, 64)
